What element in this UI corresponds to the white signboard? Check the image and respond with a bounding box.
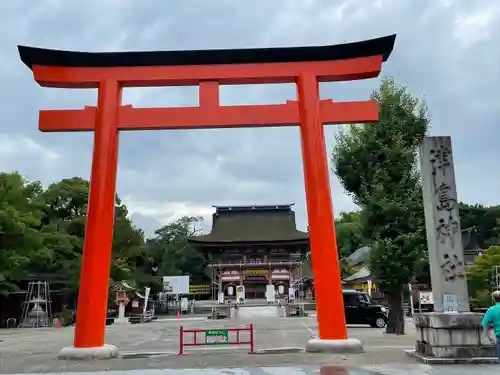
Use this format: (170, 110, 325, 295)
(266, 284, 276, 303)
(162, 276, 190, 294)
(143, 287, 151, 315)
(419, 291, 434, 304)
(443, 293, 458, 313)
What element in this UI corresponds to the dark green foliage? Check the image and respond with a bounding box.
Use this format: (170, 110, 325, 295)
(459, 203, 500, 246)
(0, 172, 208, 303)
(331, 77, 430, 334)
(335, 211, 364, 259)
(467, 246, 500, 308)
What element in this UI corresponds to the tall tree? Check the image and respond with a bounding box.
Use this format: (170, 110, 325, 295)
(41, 177, 148, 300)
(332, 77, 430, 334)
(0, 172, 45, 294)
(110, 200, 147, 287)
(41, 177, 88, 298)
(147, 216, 208, 291)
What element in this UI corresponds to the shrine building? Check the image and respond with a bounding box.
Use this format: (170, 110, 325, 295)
(188, 205, 309, 300)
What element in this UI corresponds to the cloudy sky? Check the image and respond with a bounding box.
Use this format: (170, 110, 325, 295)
(0, 0, 498, 236)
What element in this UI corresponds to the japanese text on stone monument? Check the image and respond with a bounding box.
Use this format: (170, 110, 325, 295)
(428, 139, 465, 282)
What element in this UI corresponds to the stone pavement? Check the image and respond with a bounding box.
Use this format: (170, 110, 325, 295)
(0, 313, 493, 374)
(4, 365, 500, 375)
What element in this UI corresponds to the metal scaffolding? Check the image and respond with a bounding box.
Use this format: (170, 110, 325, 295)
(19, 281, 52, 328)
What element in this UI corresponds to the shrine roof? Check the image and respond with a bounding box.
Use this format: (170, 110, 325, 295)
(18, 34, 395, 70)
(462, 226, 486, 250)
(189, 204, 309, 246)
(109, 281, 135, 292)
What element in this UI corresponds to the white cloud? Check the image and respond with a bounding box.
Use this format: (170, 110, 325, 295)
(124, 196, 214, 226)
(0, 0, 499, 237)
(0, 134, 59, 160)
(453, 4, 500, 46)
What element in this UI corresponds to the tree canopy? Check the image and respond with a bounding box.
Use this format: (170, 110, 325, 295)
(0, 173, 209, 306)
(459, 203, 500, 247)
(334, 211, 364, 260)
(331, 78, 500, 331)
(467, 246, 500, 307)
(332, 76, 430, 334)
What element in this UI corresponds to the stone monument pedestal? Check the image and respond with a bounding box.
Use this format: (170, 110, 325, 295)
(406, 312, 497, 364)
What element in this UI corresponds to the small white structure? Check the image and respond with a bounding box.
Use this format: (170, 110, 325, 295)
(236, 285, 245, 303)
(110, 281, 135, 324)
(266, 284, 276, 303)
(218, 292, 225, 304)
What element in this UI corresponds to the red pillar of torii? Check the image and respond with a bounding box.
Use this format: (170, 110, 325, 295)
(19, 34, 395, 354)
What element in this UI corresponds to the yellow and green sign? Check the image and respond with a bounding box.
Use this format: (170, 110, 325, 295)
(189, 284, 211, 295)
(245, 270, 267, 276)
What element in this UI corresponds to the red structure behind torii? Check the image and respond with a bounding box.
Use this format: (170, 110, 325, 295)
(18, 34, 395, 353)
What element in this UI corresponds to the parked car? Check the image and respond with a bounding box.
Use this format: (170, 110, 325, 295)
(343, 290, 388, 328)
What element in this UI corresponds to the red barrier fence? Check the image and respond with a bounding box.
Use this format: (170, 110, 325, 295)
(178, 324, 255, 355)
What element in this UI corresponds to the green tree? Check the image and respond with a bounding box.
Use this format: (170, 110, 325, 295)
(467, 246, 500, 307)
(147, 216, 208, 291)
(40, 177, 88, 299)
(335, 211, 364, 259)
(331, 77, 430, 334)
(0, 172, 212, 308)
(0, 172, 78, 298)
(459, 203, 500, 246)
(0, 172, 45, 294)
(41, 177, 148, 301)
(110, 200, 148, 288)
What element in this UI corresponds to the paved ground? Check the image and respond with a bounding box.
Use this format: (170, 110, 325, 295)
(3, 364, 500, 375)
(0, 309, 495, 374)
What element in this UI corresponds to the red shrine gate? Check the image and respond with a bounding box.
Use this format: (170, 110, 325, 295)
(19, 34, 395, 351)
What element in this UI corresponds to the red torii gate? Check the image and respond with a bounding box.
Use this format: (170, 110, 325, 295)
(19, 34, 395, 356)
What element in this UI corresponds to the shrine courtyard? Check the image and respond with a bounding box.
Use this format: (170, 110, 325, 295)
(0, 313, 419, 374)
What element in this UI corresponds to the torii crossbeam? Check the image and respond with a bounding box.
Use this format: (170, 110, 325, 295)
(19, 34, 395, 357)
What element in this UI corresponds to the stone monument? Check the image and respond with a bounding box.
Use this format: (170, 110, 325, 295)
(408, 136, 495, 363)
(421, 136, 469, 313)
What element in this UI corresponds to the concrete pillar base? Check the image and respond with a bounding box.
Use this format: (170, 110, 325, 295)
(306, 338, 364, 354)
(57, 344, 119, 360)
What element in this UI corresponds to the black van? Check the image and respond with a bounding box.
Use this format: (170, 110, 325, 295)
(343, 290, 388, 328)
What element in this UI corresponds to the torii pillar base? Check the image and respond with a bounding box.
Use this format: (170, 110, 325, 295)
(58, 344, 119, 360)
(306, 338, 364, 354)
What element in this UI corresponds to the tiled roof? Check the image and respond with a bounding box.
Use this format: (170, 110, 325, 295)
(189, 205, 309, 245)
(345, 246, 372, 267)
(343, 266, 372, 282)
(461, 226, 485, 250)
